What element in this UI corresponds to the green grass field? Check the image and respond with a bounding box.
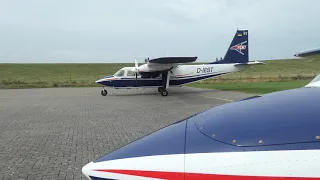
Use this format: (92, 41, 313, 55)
(1, 58, 319, 93)
(0, 63, 129, 88)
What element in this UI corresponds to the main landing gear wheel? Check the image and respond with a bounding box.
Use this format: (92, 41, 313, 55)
(161, 89, 168, 96)
(101, 89, 108, 96)
(158, 87, 163, 92)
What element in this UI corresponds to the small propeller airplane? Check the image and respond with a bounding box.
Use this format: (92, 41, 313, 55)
(95, 29, 263, 96)
(82, 48, 320, 180)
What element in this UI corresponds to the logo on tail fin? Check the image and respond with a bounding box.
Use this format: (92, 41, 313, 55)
(230, 41, 247, 55)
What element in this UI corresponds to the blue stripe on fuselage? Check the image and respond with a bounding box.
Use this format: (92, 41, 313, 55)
(90, 176, 117, 180)
(96, 73, 227, 87)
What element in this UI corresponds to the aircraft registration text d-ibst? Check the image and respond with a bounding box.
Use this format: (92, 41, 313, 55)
(197, 67, 214, 73)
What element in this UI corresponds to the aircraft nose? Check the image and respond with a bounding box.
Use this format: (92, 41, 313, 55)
(82, 162, 93, 179)
(95, 79, 104, 84)
(95, 75, 114, 85)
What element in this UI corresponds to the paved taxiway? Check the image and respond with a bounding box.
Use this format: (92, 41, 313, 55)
(0, 87, 253, 180)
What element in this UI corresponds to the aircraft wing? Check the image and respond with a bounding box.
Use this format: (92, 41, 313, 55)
(148, 57, 198, 64)
(134, 57, 197, 76)
(140, 57, 198, 71)
(294, 47, 320, 60)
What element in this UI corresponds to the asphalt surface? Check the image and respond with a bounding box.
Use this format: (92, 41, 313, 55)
(0, 87, 253, 180)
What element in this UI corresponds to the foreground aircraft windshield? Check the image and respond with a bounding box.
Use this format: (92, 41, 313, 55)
(305, 74, 320, 88)
(310, 74, 320, 83)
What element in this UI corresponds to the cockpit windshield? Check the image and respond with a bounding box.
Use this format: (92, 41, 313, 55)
(114, 69, 125, 77)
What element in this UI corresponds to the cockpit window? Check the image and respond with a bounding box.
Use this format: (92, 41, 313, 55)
(127, 70, 136, 77)
(114, 70, 125, 77)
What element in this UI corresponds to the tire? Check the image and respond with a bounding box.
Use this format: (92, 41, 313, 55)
(161, 90, 168, 96)
(101, 90, 108, 96)
(158, 87, 163, 92)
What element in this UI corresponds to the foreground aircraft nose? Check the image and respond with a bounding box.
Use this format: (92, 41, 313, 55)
(82, 88, 320, 179)
(81, 162, 92, 179)
(81, 118, 188, 179)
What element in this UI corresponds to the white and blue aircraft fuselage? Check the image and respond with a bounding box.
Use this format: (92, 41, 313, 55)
(96, 30, 262, 96)
(96, 63, 256, 91)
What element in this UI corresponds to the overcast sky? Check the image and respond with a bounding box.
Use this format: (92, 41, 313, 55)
(0, 0, 319, 63)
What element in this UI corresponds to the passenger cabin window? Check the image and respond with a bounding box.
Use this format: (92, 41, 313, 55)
(114, 70, 125, 77)
(127, 70, 136, 77)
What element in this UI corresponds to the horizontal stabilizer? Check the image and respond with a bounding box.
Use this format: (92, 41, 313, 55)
(294, 47, 320, 58)
(148, 57, 197, 64)
(294, 47, 320, 62)
(234, 61, 264, 66)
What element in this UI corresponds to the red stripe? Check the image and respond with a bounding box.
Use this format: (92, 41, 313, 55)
(94, 169, 320, 180)
(95, 169, 184, 179)
(106, 78, 118, 80)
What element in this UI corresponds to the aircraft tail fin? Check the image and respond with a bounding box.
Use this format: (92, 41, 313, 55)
(210, 30, 249, 64)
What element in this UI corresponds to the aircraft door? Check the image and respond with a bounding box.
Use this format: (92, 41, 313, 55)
(126, 70, 139, 87)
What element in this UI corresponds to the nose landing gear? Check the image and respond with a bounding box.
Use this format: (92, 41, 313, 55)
(101, 87, 108, 96)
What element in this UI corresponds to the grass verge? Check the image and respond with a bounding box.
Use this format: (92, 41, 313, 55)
(1, 59, 319, 92)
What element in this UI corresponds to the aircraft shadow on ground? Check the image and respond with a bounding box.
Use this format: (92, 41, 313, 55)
(106, 88, 217, 97)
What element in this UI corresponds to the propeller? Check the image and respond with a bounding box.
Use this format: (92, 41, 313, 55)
(135, 58, 139, 70)
(131, 57, 148, 86)
(131, 58, 139, 72)
(133, 58, 139, 86)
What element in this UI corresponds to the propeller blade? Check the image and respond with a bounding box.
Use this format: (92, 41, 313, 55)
(131, 58, 139, 72)
(135, 72, 138, 87)
(135, 58, 138, 69)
